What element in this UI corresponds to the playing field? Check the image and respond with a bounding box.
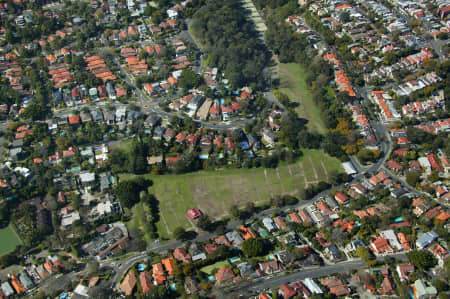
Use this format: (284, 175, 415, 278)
(201, 260, 230, 275)
(133, 149, 342, 239)
(0, 225, 22, 256)
(278, 63, 326, 134)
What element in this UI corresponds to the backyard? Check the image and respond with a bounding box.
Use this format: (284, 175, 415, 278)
(0, 225, 22, 256)
(122, 149, 342, 239)
(200, 260, 230, 275)
(278, 63, 326, 134)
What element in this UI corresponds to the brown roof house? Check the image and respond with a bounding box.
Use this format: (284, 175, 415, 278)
(215, 267, 235, 284)
(173, 247, 192, 264)
(120, 271, 136, 296)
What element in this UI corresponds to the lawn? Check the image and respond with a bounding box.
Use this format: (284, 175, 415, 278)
(111, 138, 134, 154)
(278, 63, 326, 134)
(121, 149, 342, 239)
(0, 225, 22, 256)
(200, 260, 230, 275)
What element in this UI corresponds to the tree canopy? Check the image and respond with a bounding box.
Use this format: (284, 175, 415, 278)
(190, 0, 270, 89)
(406, 250, 437, 270)
(242, 238, 267, 257)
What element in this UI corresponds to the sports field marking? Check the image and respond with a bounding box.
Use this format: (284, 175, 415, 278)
(250, 170, 263, 203)
(276, 168, 286, 193)
(264, 169, 274, 198)
(320, 161, 329, 180)
(309, 156, 319, 181)
(176, 187, 196, 231)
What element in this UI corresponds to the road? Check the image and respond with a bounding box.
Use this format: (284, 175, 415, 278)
(219, 260, 366, 297)
(217, 253, 407, 298)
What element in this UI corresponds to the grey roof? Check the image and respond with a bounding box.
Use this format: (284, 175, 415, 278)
(90, 110, 103, 122)
(225, 231, 243, 245)
(126, 110, 140, 121)
(79, 172, 95, 183)
(237, 262, 253, 277)
(10, 147, 23, 157)
(416, 231, 438, 249)
(104, 111, 115, 121)
(19, 271, 34, 289)
(326, 244, 342, 260)
(145, 114, 161, 127)
(80, 112, 92, 122)
(1, 282, 14, 296)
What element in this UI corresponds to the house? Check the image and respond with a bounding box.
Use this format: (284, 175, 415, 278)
(139, 271, 153, 294)
(396, 264, 414, 282)
(289, 212, 302, 223)
(17, 272, 33, 291)
(184, 276, 200, 295)
(303, 278, 323, 295)
(120, 271, 136, 296)
(416, 231, 438, 249)
(240, 226, 256, 240)
(104, 111, 115, 124)
(273, 216, 286, 229)
(429, 243, 449, 266)
(334, 191, 348, 204)
(413, 279, 437, 299)
(187, 95, 204, 111)
(225, 231, 244, 246)
(61, 211, 80, 228)
(346, 237, 366, 252)
(387, 159, 403, 172)
(279, 284, 296, 299)
(262, 217, 277, 232)
(321, 276, 350, 297)
(379, 269, 394, 295)
(215, 267, 235, 284)
(152, 263, 166, 285)
(298, 209, 312, 225)
(370, 237, 393, 254)
(1, 282, 14, 297)
(10, 274, 25, 294)
(80, 111, 92, 122)
(237, 262, 254, 278)
(68, 115, 80, 125)
(173, 247, 192, 263)
(325, 244, 342, 261)
(397, 233, 411, 250)
(145, 115, 161, 128)
(162, 257, 175, 276)
(79, 172, 96, 188)
(186, 208, 201, 219)
(380, 229, 403, 251)
(91, 110, 103, 122)
(259, 260, 281, 275)
(276, 250, 296, 265)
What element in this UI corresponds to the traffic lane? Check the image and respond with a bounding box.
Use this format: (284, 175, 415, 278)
(227, 260, 366, 295)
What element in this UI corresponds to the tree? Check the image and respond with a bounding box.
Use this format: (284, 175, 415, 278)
(406, 172, 421, 187)
(71, 193, 81, 211)
(242, 238, 266, 257)
(178, 69, 202, 90)
(406, 250, 437, 270)
(196, 214, 213, 231)
(87, 261, 99, 274)
(230, 205, 241, 218)
(21, 103, 46, 120)
(173, 227, 188, 241)
(356, 247, 374, 263)
(113, 178, 151, 209)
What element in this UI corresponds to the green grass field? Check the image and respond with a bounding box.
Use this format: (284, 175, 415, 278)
(122, 149, 342, 239)
(278, 63, 326, 134)
(0, 225, 22, 256)
(200, 260, 230, 275)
